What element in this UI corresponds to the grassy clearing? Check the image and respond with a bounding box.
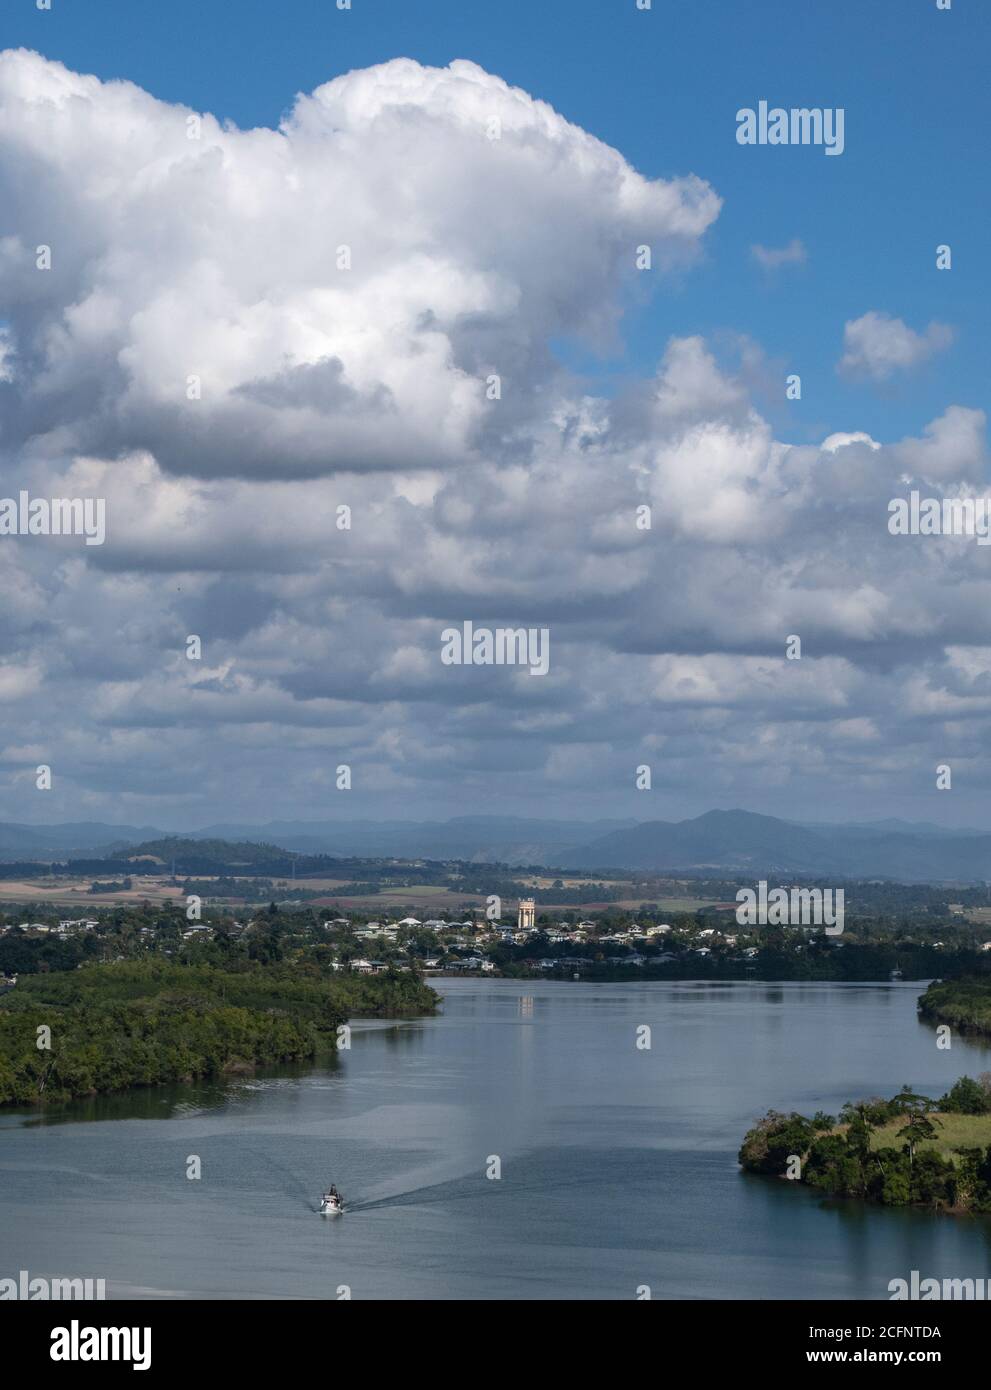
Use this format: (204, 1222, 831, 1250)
(870, 1112, 991, 1159)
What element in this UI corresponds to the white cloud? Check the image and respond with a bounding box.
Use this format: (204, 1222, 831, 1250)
(1, 50, 989, 823)
(750, 238, 807, 271)
(0, 49, 720, 482)
(821, 431, 880, 453)
(890, 405, 988, 483)
(838, 311, 953, 382)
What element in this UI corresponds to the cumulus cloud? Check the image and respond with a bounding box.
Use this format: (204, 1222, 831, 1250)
(0, 49, 720, 481)
(890, 405, 988, 483)
(838, 310, 954, 383)
(1, 50, 990, 825)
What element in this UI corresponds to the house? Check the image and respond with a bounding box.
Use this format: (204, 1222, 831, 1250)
(355, 924, 397, 941)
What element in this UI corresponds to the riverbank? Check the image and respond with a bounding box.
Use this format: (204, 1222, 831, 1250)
(0, 959, 438, 1106)
(739, 1077, 991, 1215)
(918, 977, 991, 1038)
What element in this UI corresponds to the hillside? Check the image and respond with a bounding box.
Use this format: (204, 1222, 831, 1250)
(5, 810, 991, 881)
(564, 809, 991, 881)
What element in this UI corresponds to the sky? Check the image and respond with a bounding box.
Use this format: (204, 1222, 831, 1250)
(0, 0, 989, 830)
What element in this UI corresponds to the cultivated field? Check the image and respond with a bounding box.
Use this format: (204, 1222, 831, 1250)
(0, 877, 185, 906)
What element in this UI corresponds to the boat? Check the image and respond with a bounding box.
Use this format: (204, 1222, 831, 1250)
(319, 1188, 344, 1215)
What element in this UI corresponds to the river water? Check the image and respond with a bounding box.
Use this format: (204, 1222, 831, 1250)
(2, 979, 991, 1300)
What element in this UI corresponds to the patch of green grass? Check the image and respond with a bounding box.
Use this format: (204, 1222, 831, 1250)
(870, 1112, 991, 1159)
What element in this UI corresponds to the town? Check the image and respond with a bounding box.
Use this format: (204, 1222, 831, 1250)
(4, 887, 991, 987)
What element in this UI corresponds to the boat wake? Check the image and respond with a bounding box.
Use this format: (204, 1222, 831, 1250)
(345, 1168, 592, 1214)
(238, 1139, 315, 1211)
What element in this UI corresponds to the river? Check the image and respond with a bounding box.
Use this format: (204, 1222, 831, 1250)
(2, 979, 991, 1299)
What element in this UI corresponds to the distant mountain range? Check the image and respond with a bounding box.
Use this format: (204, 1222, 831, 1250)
(0, 809, 989, 882)
(0, 821, 166, 857)
(0, 815, 634, 867)
(561, 809, 991, 881)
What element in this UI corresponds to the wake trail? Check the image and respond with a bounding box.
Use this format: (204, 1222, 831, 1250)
(237, 1138, 315, 1211)
(347, 1168, 600, 1214)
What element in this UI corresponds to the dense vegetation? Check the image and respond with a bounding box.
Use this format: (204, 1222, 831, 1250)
(494, 936, 987, 982)
(0, 959, 436, 1106)
(739, 1078, 991, 1213)
(919, 976, 991, 1037)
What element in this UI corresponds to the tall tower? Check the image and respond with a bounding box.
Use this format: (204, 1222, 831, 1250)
(517, 898, 536, 932)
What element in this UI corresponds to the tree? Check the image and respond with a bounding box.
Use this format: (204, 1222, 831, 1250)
(880, 1169, 911, 1206)
(846, 1104, 874, 1160)
(940, 1075, 990, 1115)
(898, 1112, 939, 1166)
(890, 1085, 936, 1116)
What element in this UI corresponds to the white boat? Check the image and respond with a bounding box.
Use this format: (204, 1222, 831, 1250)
(319, 1190, 343, 1215)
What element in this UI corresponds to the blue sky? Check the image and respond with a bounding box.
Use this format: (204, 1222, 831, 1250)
(6, 0, 988, 446)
